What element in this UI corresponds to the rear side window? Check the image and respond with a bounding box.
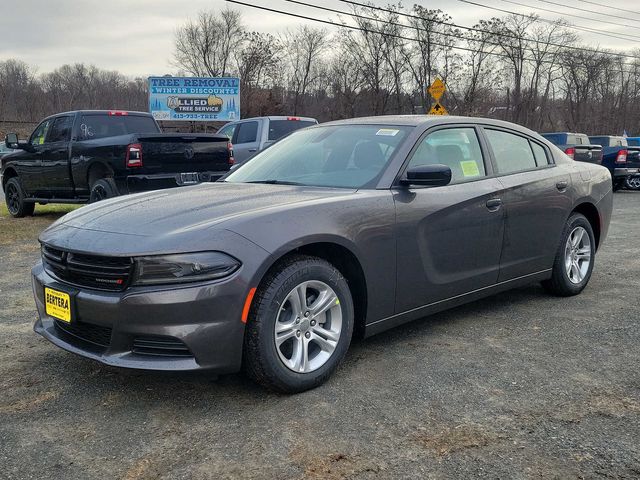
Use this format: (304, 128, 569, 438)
(217, 124, 236, 140)
(530, 142, 549, 166)
(409, 127, 486, 183)
(268, 120, 316, 141)
(78, 114, 158, 140)
(47, 116, 73, 143)
(542, 134, 563, 145)
(235, 121, 258, 144)
(485, 129, 537, 175)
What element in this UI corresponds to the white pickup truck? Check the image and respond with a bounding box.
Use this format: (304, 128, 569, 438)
(217, 116, 317, 164)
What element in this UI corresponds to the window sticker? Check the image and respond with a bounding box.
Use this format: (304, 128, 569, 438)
(376, 128, 399, 136)
(460, 160, 480, 177)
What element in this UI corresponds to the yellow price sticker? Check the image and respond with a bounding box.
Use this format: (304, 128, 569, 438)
(460, 160, 480, 177)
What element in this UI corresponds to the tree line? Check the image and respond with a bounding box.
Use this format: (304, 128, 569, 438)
(2, 3, 640, 135)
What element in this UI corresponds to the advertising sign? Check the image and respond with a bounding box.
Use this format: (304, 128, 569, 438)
(148, 76, 240, 122)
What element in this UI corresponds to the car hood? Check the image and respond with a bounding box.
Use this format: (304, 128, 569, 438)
(40, 182, 356, 252)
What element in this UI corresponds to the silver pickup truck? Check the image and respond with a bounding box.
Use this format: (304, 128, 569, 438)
(217, 116, 317, 164)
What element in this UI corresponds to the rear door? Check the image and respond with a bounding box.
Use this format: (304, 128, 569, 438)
(40, 115, 74, 196)
(231, 120, 260, 164)
(393, 125, 505, 312)
(482, 127, 572, 281)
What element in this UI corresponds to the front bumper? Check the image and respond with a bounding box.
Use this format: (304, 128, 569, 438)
(32, 261, 247, 373)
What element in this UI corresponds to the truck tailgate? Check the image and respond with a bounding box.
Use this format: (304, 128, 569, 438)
(574, 145, 603, 165)
(625, 146, 640, 171)
(137, 134, 230, 174)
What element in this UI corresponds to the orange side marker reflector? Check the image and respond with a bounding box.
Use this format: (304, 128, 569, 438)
(241, 287, 257, 323)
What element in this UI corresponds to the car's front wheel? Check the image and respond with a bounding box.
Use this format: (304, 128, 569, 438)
(542, 213, 595, 296)
(244, 255, 354, 393)
(5, 177, 35, 218)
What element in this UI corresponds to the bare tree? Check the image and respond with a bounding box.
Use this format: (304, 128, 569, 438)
(173, 9, 244, 77)
(281, 26, 328, 115)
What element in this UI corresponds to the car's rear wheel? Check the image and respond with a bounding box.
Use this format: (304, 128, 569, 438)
(625, 175, 640, 190)
(542, 213, 595, 296)
(89, 178, 118, 203)
(244, 255, 354, 393)
(5, 177, 35, 218)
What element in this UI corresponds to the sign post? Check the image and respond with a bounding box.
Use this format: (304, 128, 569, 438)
(148, 76, 241, 122)
(427, 78, 448, 116)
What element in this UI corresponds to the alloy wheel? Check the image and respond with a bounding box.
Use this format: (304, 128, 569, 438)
(274, 280, 342, 373)
(6, 182, 20, 215)
(564, 226, 591, 284)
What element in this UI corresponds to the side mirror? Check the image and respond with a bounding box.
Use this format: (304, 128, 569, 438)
(401, 164, 452, 187)
(5, 133, 19, 149)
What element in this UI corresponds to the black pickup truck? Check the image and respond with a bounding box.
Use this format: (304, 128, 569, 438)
(1, 110, 233, 217)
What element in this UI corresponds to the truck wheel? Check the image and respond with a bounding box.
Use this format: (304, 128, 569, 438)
(243, 255, 354, 393)
(89, 178, 118, 203)
(5, 177, 35, 218)
(625, 176, 640, 190)
(541, 213, 595, 297)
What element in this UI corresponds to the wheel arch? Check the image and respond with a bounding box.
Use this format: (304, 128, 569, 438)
(1, 166, 18, 190)
(572, 201, 601, 250)
(253, 240, 369, 338)
(87, 161, 115, 186)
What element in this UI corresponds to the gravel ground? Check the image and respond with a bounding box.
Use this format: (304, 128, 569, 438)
(0, 193, 638, 480)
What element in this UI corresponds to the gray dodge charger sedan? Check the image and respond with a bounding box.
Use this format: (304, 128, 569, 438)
(32, 116, 613, 392)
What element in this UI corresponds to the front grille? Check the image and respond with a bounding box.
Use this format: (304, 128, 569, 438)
(54, 319, 113, 348)
(132, 335, 193, 357)
(42, 244, 133, 291)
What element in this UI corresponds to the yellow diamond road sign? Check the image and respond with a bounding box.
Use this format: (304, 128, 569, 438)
(428, 78, 445, 101)
(428, 102, 448, 115)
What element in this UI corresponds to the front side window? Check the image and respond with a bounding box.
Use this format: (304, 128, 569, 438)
(408, 127, 486, 183)
(485, 129, 537, 175)
(47, 116, 73, 143)
(225, 124, 411, 189)
(30, 120, 52, 146)
(235, 121, 259, 144)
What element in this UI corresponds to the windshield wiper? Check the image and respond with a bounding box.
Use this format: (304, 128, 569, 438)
(245, 180, 305, 186)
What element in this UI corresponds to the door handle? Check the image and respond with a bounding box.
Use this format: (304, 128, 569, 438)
(486, 198, 502, 211)
(556, 180, 568, 191)
(248, 148, 257, 152)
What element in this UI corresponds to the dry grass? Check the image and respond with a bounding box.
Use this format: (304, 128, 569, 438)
(0, 203, 78, 246)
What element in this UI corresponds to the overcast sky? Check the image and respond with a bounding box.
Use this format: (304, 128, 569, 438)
(1, 0, 639, 77)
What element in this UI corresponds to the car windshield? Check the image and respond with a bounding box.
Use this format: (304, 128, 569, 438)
(225, 124, 412, 188)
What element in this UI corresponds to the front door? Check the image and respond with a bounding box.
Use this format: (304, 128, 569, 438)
(40, 115, 74, 197)
(232, 120, 261, 164)
(394, 126, 505, 313)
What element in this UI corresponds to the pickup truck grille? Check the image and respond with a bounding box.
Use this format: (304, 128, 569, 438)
(42, 245, 134, 292)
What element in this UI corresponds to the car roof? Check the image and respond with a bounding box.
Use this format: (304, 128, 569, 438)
(320, 115, 542, 135)
(225, 116, 318, 123)
(42, 110, 151, 120)
(541, 132, 587, 136)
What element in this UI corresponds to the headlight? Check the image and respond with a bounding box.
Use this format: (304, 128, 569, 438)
(132, 252, 240, 286)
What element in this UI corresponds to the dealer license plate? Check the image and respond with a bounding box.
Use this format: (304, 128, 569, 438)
(45, 287, 71, 323)
(180, 172, 200, 185)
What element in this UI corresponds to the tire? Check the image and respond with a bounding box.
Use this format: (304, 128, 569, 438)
(244, 254, 354, 393)
(89, 178, 118, 203)
(625, 176, 640, 190)
(4, 177, 35, 218)
(541, 213, 595, 297)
